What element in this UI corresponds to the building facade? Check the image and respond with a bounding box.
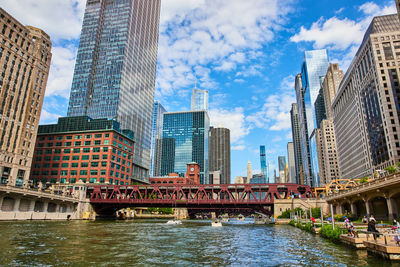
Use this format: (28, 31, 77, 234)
(247, 160, 252, 183)
(161, 111, 209, 183)
(290, 103, 302, 184)
(66, 0, 161, 182)
(30, 116, 134, 186)
(0, 9, 52, 187)
(278, 156, 286, 183)
(287, 142, 296, 183)
(150, 163, 200, 185)
(209, 126, 230, 184)
(150, 101, 166, 176)
(260, 145, 267, 177)
(333, 14, 400, 179)
(191, 89, 209, 111)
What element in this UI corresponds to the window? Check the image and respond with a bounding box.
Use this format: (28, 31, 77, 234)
(103, 147, 108, 152)
(66, 136, 72, 140)
(55, 142, 62, 147)
(52, 163, 59, 168)
(69, 178, 76, 183)
(71, 163, 79, 168)
(102, 154, 108, 159)
(36, 150, 43, 155)
(91, 162, 99, 167)
(74, 141, 81, 146)
(94, 134, 102, 138)
(51, 170, 58, 176)
(92, 155, 99, 160)
(47, 143, 53, 147)
(117, 150, 122, 156)
(101, 161, 107, 167)
(100, 178, 105, 183)
(61, 163, 69, 168)
(56, 136, 63, 140)
(93, 147, 100, 152)
(85, 134, 91, 139)
(81, 162, 88, 167)
(94, 140, 101, 145)
(100, 170, 106, 175)
(42, 170, 49, 175)
(64, 149, 71, 153)
(72, 156, 79, 160)
(84, 141, 91, 146)
(80, 170, 87, 175)
(90, 170, 98, 176)
(75, 135, 82, 139)
(54, 149, 61, 154)
(45, 149, 52, 154)
(70, 170, 77, 176)
(83, 148, 90, 153)
(61, 170, 68, 176)
(73, 148, 80, 153)
(89, 178, 97, 183)
(117, 158, 121, 163)
(105, 134, 109, 137)
(36, 157, 42, 161)
(82, 155, 89, 160)
(43, 163, 50, 168)
(65, 142, 71, 146)
(103, 140, 109, 145)
(53, 156, 60, 161)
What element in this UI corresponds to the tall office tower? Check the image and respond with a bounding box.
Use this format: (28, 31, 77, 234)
(260, 145, 267, 177)
(322, 64, 344, 119)
(150, 101, 166, 176)
(333, 14, 400, 179)
(161, 111, 209, 183)
(296, 50, 329, 186)
(295, 74, 312, 185)
(290, 103, 302, 184)
(314, 88, 326, 129)
(0, 9, 52, 186)
(209, 126, 231, 184)
(191, 89, 209, 111)
(287, 142, 296, 183)
(247, 160, 252, 183)
(396, 0, 400, 21)
(278, 156, 286, 183)
(66, 0, 161, 182)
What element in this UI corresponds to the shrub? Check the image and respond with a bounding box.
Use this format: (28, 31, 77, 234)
(289, 220, 295, 226)
(303, 222, 313, 233)
(360, 177, 369, 184)
(278, 207, 304, 219)
(319, 224, 346, 242)
(385, 165, 397, 174)
(296, 221, 302, 229)
(311, 207, 321, 219)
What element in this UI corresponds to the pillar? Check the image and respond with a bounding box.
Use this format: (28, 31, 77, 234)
(43, 201, 49, 213)
(0, 196, 3, 210)
(386, 197, 397, 221)
(365, 200, 372, 216)
(29, 200, 36, 212)
(56, 204, 60, 213)
(350, 202, 357, 216)
(13, 198, 21, 212)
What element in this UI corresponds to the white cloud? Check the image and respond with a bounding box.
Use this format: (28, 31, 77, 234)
(209, 107, 250, 144)
(0, 0, 85, 41)
(232, 145, 246, 151)
(39, 109, 61, 124)
(246, 75, 295, 131)
(156, 0, 292, 98)
(290, 1, 396, 51)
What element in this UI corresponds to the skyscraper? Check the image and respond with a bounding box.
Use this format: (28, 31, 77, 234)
(161, 111, 209, 183)
(66, 0, 161, 182)
(260, 145, 267, 177)
(287, 142, 296, 183)
(290, 103, 302, 184)
(247, 160, 252, 183)
(150, 101, 166, 176)
(278, 156, 286, 183)
(191, 89, 209, 111)
(296, 50, 329, 186)
(0, 8, 52, 186)
(333, 14, 400, 179)
(209, 126, 231, 184)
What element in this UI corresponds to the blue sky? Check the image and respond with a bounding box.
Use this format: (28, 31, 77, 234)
(0, 0, 396, 182)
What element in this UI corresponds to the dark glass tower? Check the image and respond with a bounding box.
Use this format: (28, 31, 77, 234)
(260, 145, 267, 178)
(67, 0, 161, 182)
(161, 111, 210, 184)
(209, 127, 231, 184)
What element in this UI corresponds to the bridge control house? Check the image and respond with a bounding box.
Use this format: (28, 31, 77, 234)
(30, 116, 135, 186)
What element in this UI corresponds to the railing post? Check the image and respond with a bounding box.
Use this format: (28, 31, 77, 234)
(330, 204, 335, 230)
(320, 204, 324, 226)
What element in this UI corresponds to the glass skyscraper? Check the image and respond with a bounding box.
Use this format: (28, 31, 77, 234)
(260, 145, 267, 177)
(66, 0, 161, 182)
(161, 111, 210, 184)
(191, 89, 209, 111)
(150, 101, 166, 176)
(300, 49, 329, 187)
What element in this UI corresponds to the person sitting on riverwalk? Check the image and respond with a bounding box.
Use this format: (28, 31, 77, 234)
(369, 215, 376, 222)
(362, 216, 368, 224)
(367, 219, 379, 241)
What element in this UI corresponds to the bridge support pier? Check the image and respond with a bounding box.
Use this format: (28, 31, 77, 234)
(0, 196, 3, 210)
(350, 202, 357, 215)
(386, 197, 398, 221)
(365, 200, 372, 217)
(13, 198, 20, 212)
(29, 199, 35, 212)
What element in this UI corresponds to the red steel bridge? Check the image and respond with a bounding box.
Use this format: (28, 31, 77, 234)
(87, 183, 314, 216)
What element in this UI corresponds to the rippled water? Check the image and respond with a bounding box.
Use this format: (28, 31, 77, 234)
(0, 219, 398, 266)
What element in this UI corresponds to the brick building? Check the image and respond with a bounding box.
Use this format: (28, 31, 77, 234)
(150, 163, 200, 185)
(30, 116, 135, 186)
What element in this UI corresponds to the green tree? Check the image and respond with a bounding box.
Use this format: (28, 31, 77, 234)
(385, 165, 397, 174)
(360, 177, 369, 184)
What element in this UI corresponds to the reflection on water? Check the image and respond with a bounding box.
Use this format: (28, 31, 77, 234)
(0, 219, 397, 266)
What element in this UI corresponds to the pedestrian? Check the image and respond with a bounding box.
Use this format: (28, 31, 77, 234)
(311, 217, 315, 226)
(393, 226, 400, 246)
(370, 215, 376, 222)
(367, 219, 379, 241)
(362, 216, 368, 224)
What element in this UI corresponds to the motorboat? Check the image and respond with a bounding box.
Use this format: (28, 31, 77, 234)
(221, 217, 229, 223)
(237, 215, 245, 221)
(211, 221, 222, 227)
(166, 219, 182, 225)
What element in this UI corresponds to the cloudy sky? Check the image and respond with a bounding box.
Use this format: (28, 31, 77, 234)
(0, 0, 396, 181)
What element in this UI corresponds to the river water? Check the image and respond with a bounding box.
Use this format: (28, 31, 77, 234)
(0, 219, 397, 266)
